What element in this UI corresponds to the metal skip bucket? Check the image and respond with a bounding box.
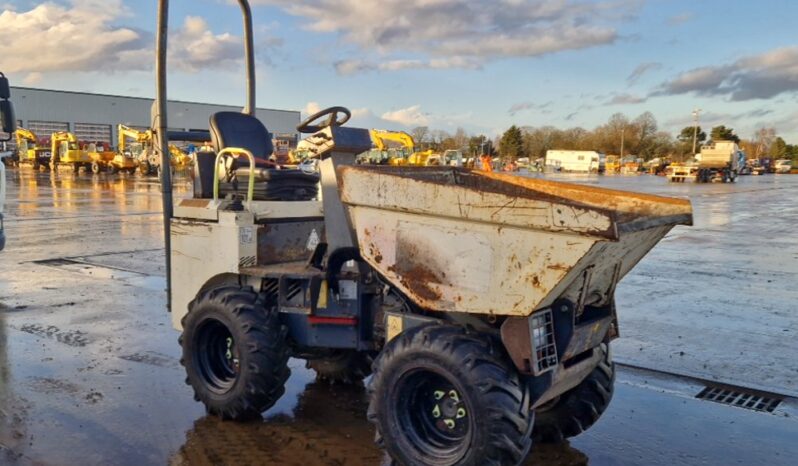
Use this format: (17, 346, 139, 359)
(339, 166, 693, 317)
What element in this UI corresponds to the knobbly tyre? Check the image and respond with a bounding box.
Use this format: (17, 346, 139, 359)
(0, 71, 16, 251)
(153, 2, 694, 464)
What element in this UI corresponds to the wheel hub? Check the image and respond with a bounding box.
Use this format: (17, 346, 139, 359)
(195, 319, 240, 394)
(431, 389, 467, 431)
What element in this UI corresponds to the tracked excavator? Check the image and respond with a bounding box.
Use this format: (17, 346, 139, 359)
(15, 127, 51, 170)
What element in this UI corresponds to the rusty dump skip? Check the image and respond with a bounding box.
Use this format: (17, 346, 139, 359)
(339, 166, 692, 317)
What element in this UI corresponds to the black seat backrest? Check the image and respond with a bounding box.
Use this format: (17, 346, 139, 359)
(209, 111, 273, 158)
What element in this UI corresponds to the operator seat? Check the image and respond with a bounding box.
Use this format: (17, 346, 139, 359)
(198, 111, 319, 201)
(210, 111, 275, 168)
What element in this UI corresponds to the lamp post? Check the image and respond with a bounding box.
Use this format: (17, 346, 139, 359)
(620, 126, 625, 159)
(691, 108, 702, 155)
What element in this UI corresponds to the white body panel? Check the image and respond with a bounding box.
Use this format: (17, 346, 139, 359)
(170, 211, 257, 330)
(697, 141, 741, 171)
(545, 150, 603, 173)
(774, 159, 792, 174)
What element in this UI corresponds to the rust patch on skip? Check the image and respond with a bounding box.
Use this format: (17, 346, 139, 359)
(547, 263, 570, 271)
(388, 263, 443, 302)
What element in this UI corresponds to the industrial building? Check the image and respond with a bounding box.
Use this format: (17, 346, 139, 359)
(10, 86, 300, 146)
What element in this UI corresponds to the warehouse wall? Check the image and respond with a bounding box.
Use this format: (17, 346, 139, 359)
(11, 87, 300, 145)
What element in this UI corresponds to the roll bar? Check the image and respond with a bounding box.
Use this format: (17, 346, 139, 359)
(155, 0, 257, 308)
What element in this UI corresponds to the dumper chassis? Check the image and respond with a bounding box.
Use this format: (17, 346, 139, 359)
(155, 2, 693, 464)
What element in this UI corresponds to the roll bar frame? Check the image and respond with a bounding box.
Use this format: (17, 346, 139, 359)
(155, 0, 257, 308)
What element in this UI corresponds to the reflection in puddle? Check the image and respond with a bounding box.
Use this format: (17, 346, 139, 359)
(171, 381, 590, 466)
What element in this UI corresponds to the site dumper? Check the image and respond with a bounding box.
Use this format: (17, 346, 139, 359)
(155, 2, 693, 464)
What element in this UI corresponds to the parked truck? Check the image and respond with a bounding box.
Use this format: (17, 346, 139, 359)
(696, 141, 741, 182)
(545, 150, 604, 173)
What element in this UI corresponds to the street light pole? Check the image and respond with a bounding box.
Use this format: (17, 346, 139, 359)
(620, 127, 625, 159)
(691, 108, 702, 155)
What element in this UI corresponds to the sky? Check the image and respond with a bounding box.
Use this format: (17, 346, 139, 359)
(1, 0, 797, 140)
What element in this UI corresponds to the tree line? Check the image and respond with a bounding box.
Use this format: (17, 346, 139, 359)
(410, 112, 798, 162)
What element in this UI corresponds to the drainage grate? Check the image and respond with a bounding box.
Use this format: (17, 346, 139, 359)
(696, 385, 782, 412)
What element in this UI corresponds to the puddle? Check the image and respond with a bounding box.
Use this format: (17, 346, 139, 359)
(33, 257, 165, 291)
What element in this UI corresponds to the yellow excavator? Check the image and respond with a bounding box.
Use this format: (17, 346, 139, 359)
(15, 127, 52, 170)
(368, 129, 437, 165)
(51, 131, 92, 172)
(118, 124, 192, 175)
(118, 124, 157, 175)
(78, 124, 139, 174)
(604, 155, 620, 174)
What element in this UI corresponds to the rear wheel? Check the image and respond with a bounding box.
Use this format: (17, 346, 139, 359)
(368, 325, 534, 466)
(306, 350, 373, 384)
(91, 161, 102, 174)
(533, 343, 615, 443)
(180, 286, 290, 420)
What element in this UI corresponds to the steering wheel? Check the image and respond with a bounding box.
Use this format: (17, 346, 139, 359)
(297, 106, 351, 134)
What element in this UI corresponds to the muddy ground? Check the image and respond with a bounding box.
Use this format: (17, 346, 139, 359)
(1, 168, 796, 465)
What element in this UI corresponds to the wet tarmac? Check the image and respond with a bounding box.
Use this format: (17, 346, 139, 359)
(1, 167, 797, 465)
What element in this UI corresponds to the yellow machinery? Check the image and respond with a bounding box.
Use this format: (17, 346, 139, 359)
(81, 124, 140, 174)
(118, 124, 192, 175)
(620, 157, 641, 175)
(15, 128, 52, 170)
(604, 155, 620, 174)
(368, 129, 438, 166)
(51, 131, 92, 172)
(118, 124, 156, 175)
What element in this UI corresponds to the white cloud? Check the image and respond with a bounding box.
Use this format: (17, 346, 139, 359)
(0, 1, 147, 73)
(667, 12, 693, 26)
(627, 62, 662, 85)
(508, 101, 553, 116)
(254, 0, 635, 74)
(22, 72, 44, 85)
(0, 2, 267, 77)
(335, 57, 481, 75)
(170, 16, 244, 72)
(303, 102, 373, 124)
(655, 46, 798, 101)
(605, 93, 646, 105)
(381, 105, 429, 126)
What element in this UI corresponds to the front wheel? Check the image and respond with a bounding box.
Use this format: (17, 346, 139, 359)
(180, 286, 290, 420)
(533, 343, 615, 443)
(368, 325, 534, 465)
(91, 161, 102, 174)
